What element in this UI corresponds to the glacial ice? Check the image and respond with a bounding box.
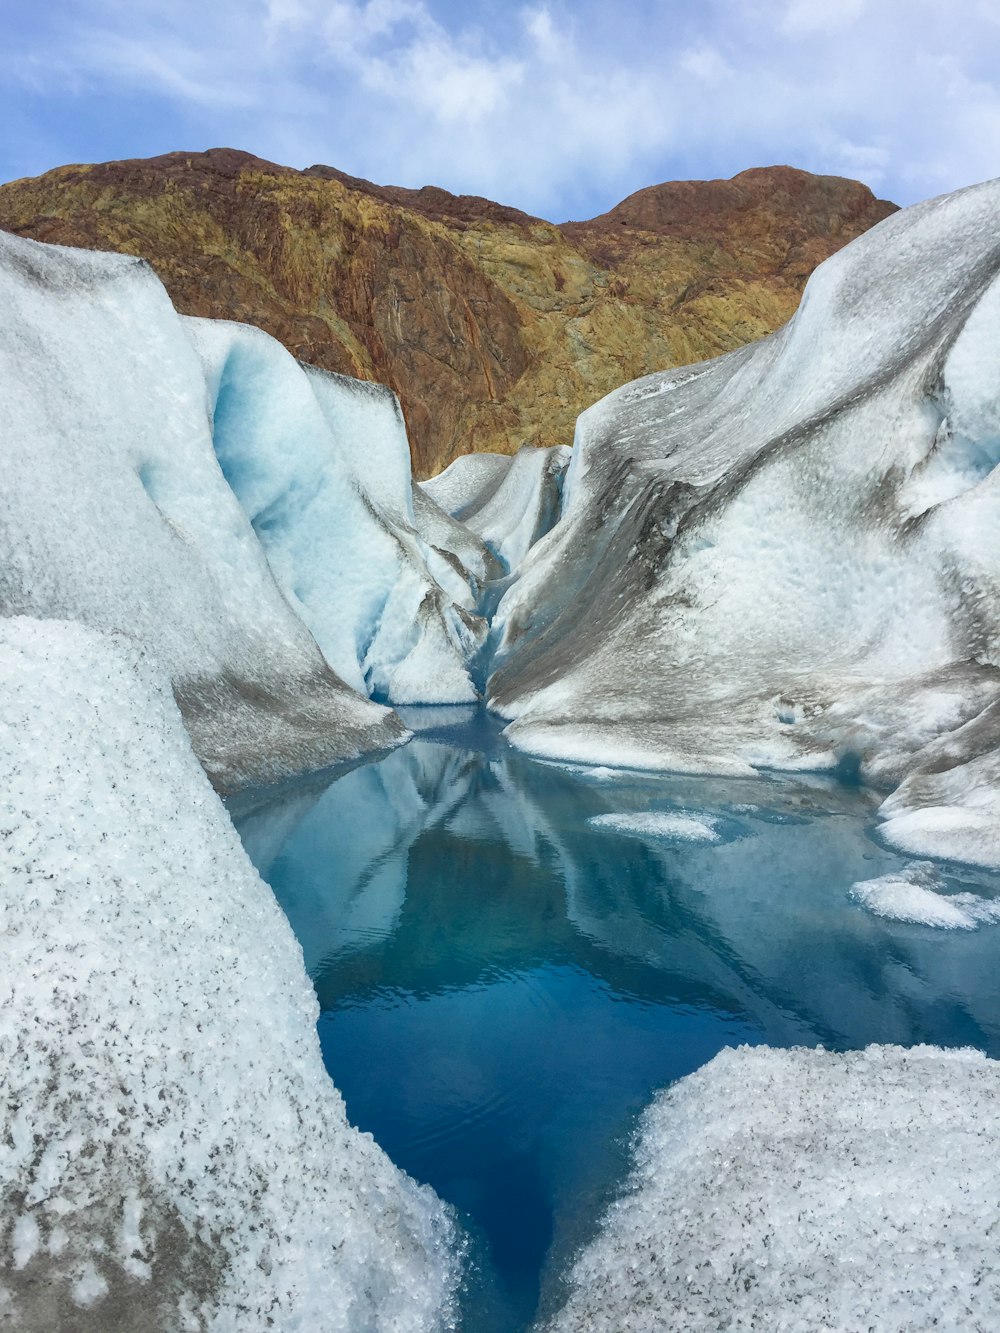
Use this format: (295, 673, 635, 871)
(422, 445, 571, 573)
(184, 317, 489, 706)
(0, 229, 500, 791)
(0, 617, 460, 1331)
(0, 231, 403, 787)
(851, 860, 1000, 928)
(547, 1044, 1000, 1331)
(587, 810, 722, 842)
(487, 179, 1000, 869)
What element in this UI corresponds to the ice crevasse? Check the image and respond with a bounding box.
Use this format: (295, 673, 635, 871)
(488, 177, 1000, 869)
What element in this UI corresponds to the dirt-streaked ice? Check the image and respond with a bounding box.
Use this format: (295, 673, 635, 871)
(488, 179, 1000, 869)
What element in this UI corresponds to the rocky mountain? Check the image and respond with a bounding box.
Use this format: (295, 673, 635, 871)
(0, 149, 895, 477)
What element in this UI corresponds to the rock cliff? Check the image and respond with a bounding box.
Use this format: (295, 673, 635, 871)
(0, 149, 895, 476)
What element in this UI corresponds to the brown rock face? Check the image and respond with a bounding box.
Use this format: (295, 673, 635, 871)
(0, 150, 896, 477)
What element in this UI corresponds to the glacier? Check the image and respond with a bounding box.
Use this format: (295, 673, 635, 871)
(422, 444, 571, 576)
(5, 171, 1000, 1333)
(546, 1044, 1000, 1331)
(187, 319, 492, 706)
(487, 178, 1000, 870)
(0, 617, 460, 1331)
(0, 231, 495, 789)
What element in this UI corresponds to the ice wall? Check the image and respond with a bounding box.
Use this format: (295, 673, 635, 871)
(488, 180, 1000, 867)
(186, 320, 490, 705)
(422, 445, 571, 574)
(0, 617, 461, 1331)
(547, 1044, 1000, 1331)
(0, 231, 404, 788)
(0, 230, 499, 791)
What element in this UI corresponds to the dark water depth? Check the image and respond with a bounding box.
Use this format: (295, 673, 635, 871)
(229, 707, 1000, 1332)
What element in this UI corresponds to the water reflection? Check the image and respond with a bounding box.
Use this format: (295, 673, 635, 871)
(229, 710, 1000, 1332)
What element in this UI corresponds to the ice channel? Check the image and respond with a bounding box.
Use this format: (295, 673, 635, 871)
(228, 706, 1000, 1333)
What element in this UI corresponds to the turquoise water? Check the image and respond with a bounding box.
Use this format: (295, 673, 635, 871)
(230, 708, 1000, 1331)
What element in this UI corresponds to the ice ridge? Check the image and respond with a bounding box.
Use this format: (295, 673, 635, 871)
(487, 177, 1000, 869)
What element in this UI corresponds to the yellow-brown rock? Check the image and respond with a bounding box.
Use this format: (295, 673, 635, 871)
(0, 150, 896, 477)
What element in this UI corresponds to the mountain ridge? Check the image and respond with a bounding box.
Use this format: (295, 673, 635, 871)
(0, 149, 896, 476)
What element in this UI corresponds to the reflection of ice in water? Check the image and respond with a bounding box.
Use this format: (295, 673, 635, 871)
(232, 723, 1000, 1049)
(231, 716, 1000, 1332)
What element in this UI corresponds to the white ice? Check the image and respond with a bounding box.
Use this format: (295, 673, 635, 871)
(547, 1044, 1000, 1331)
(423, 444, 570, 574)
(850, 861, 1000, 928)
(0, 229, 497, 792)
(0, 232, 403, 787)
(0, 617, 461, 1331)
(186, 319, 488, 706)
(588, 811, 721, 842)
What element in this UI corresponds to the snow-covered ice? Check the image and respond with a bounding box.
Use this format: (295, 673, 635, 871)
(0, 230, 503, 789)
(588, 810, 721, 842)
(487, 179, 1000, 869)
(850, 860, 1000, 928)
(0, 617, 461, 1330)
(547, 1044, 1000, 1331)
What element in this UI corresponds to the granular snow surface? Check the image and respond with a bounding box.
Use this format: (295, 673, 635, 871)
(0, 617, 460, 1331)
(547, 1044, 1000, 1332)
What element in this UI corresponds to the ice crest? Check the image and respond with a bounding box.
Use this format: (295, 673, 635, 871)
(488, 179, 1000, 869)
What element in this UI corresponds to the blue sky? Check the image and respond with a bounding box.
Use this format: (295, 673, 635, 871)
(3, 0, 999, 221)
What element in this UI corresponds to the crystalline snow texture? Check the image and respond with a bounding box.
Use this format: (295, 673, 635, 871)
(0, 617, 460, 1331)
(547, 1044, 1000, 1332)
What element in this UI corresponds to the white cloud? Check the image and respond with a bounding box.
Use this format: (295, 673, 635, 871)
(781, 0, 867, 35)
(3, 0, 1000, 217)
(679, 43, 735, 84)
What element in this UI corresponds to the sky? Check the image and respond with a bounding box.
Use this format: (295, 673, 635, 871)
(2, 0, 999, 222)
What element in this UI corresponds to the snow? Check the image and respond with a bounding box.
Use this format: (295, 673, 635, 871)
(0, 230, 492, 794)
(850, 861, 1000, 928)
(0, 617, 461, 1331)
(488, 180, 1000, 868)
(547, 1043, 1000, 1332)
(420, 451, 514, 520)
(588, 811, 721, 842)
(876, 741, 1000, 868)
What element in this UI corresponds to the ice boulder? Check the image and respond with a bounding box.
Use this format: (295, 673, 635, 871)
(0, 617, 461, 1331)
(547, 1044, 1000, 1331)
(0, 230, 403, 788)
(186, 319, 491, 704)
(423, 444, 571, 574)
(489, 179, 1000, 865)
